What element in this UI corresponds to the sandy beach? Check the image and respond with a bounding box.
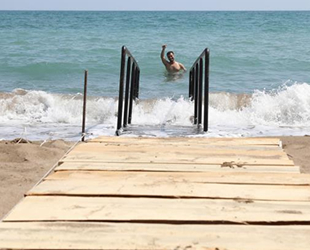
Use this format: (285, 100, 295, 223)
(0, 139, 74, 219)
(0, 136, 309, 219)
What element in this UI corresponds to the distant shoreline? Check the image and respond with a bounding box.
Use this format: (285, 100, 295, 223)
(1, 10, 310, 12)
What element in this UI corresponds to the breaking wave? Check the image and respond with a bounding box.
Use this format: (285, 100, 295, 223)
(0, 82, 310, 139)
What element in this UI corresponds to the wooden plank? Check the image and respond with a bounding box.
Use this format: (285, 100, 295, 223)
(62, 138, 293, 166)
(56, 162, 300, 173)
(62, 150, 294, 166)
(69, 142, 286, 155)
(89, 136, 281, 146)
(0, 222, 309, 250)
(68, 143, 286, 156)
(61, 159, 295, 167)
(27, 172, 310, 202)
(5, 196, 310, 223)
(84, 142, 283, 151)
(44, 171, 310, 185)
(61, 157, 294, 166)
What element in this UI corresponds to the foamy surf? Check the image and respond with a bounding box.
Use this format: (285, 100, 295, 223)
(0, 82, 309, 140)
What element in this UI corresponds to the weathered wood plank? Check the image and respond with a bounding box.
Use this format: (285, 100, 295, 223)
(69, 143, 289, 160)
(45, 171, 310, 185)
(0, 222, 309, 250)
(56, 162, 300, 173)
(61, 137, 293, 166)
(28, 172, 310, 202)
(4, 196, 310, 223)
(83, 142, 283, 151)
(62, 151, 293, 166)
(68, 143, 286, 156)
(89, 136, 281, 146)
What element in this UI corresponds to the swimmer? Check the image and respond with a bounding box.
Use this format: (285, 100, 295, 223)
(160, 44, 186, 73)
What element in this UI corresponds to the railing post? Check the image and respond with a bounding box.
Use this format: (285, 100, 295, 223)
(123, 57, 131, 128)
(194, 64, 199, 124)
(81, 70, 88, 142)
(134, 68, 140, 100)
(116, 46, 126, 134)
(198, 58, 203, 127)
(128, 63, 136, 124)
(189, 71, 194, 100)
(204, 49, 210, 132)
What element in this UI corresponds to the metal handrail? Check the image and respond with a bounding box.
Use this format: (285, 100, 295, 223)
(116, 46, 140, 136)
(189, 48, 210, 132)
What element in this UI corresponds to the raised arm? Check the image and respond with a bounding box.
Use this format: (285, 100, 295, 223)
(161, 44, 169, 66)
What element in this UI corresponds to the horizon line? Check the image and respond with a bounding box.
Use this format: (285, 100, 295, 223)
(0, 9, 310, 12)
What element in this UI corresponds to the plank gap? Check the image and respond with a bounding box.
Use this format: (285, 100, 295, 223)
(4, 219, 310, 226)
(24, 193, 310, 203)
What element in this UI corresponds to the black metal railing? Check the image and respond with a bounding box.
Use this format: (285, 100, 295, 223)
(116, 46, 140, 135)
(189, 48, 210, 132)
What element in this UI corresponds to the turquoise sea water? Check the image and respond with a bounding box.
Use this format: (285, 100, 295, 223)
(0, 11, 310, 139)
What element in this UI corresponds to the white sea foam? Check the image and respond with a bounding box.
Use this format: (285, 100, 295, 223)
(0, 82, 309, 140)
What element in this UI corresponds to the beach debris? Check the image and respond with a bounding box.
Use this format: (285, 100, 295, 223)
(221, 161, 246, 169)
(40, 140, 48, 147)
(287, 153, 294, 160)
(234, 197, 254, 204)
(11, 138, 32, 144)
(276, 210, 302, 214)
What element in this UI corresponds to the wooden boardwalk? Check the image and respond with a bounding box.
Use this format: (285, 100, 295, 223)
(1, 136, 310, 250)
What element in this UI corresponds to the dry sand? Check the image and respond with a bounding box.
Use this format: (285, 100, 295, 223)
(280, 136, 310, 174)
(0, 139, 74, 219)
(0, 136, 309, 219)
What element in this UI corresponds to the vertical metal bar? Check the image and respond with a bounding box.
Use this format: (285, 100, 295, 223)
(204, 49, 210, 132)
(81, 70, 88, 142)
(194, 64, 199, 124)
(189, 71, 193, 99)
(116, 46, 126, 133)
(192, 69, 196, 102)
(193, 67, 197, 123)
(123, 57, 131, 127)
(134, 68, 140, 100)
(190, 70, 193, 100)
(132, 66, 137, 100)
(198, 58, 203, 126)
(128, 63, 136, 124)
(137, 69, 140, 98)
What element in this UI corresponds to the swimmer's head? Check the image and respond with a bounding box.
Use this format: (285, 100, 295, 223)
(167, 51, 175, 62)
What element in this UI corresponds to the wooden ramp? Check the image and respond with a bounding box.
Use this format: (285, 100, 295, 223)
(1, 136, 310, 250)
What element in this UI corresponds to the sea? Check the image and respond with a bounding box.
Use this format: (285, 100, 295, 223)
(0, 11, 310, 141)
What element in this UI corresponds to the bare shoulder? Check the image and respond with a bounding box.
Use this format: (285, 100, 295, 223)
(178, 62, 187, 71)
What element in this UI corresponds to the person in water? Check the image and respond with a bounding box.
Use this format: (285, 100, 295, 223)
(161, 44, 186, 73)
